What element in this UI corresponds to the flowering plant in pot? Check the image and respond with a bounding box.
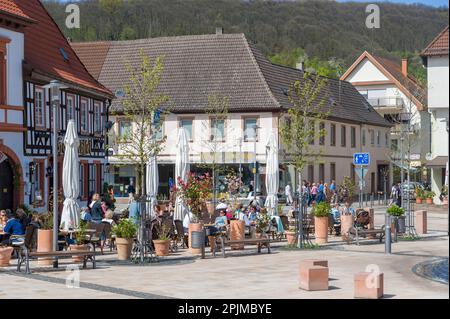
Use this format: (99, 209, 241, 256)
(112, 218, 137, 260)
(441, 185, 448, 205)
(312, 202, 331, 244)
(425, 191, 436, 204)
(153, 222, 171, 256)
(285, 226, 297, 245)
(386, 204, 406, 233)
(415, 187, 425, 204)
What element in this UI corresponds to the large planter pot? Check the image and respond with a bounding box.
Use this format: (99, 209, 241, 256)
(188, 222, 204, 254)
(285, 231, 297, 245)
(230, 220, 245, 250)
(69, 244, 89, 263)
(116, 238, 134, 260)
(37, 229, 53, 266)
(341, 214, 354, 241)
(0, 246, 13, 267)
(415, 198, 423, 204)
(153, 239, 170, 256)
(314, 216, 329, 244)
(397, 216, 406, 234)
(426, 198, 433, 204)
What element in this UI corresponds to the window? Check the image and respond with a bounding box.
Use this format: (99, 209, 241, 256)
(385, 132, 389, 148)
(34, 88, 45, 128)
(244, 118, 258, 141)
(308, 164, 314, 182)
(31, 160, 45, 205)
(351, 127, 356, 148)
(211, 118, 225, 141)
(80, 99, 88, 133)
(319, 163, 325, 181)
(119, 121, 132, 139)
(94, 102, 102, 134)
(341, 125, 346, 147)
(88, 164, 96, 196)
(362, 129, 366, 146)
(319, 122, 325, 146)
(152, 122, 163, 141)
(376, 130, 380, 146)
(369, 129, 375, 146)
(66, 95, 75, 121)
(309, 120, 315, 145)
(79, 163, 86, 199)
(350, 164, 356, 183)
(180, 118, 193, 141)
(330, 123, 336, 146)
(330, 163, 336, 181)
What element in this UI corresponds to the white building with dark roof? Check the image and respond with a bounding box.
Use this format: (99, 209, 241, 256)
(73, 31, 392, 199)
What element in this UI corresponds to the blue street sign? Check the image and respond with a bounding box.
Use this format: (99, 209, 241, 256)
(353, 153, 370, 166)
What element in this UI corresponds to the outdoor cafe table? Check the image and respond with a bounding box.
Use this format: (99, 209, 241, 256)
(59, 228, 96, 240)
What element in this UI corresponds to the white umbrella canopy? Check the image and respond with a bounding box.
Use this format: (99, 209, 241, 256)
(60, 120, 80, 231)
(174, 128, 190, 221)
(146, 155, 159, 217)
(264, 131, 279, 216)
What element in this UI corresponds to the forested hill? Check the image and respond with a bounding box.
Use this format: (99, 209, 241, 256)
(43, 0, 448, 80)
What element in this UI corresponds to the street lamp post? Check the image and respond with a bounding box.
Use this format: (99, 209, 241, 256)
(44, 80, 67, 267)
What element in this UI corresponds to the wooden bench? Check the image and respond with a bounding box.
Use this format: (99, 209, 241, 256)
(348, 226, 385, 245)
(213, 236, 271, 258)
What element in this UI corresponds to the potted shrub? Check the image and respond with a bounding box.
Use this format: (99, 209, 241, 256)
(153, 223, 171, 257)
(386, 204, 406, 234)
(425, 191, 436, 205)
(0, 245, 13, 267)
(285, 226, 297, 245)
(174, 172, 212, 254)
(415, 187, 424, 204)
(440, 185, 448, 205)
(37, 212, 54, 266)
(312, 202, 331, 244)
(70, 220, 90, 262)
(255, 213, 271, 238)
(112, 218, 137, 260)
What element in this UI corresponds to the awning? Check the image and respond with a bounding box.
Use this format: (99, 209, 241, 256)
(426, 156, 448, 168)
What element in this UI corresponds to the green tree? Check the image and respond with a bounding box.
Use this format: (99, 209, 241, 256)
(117, 51, 169, 195)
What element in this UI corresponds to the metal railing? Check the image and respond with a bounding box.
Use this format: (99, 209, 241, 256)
(368, 97, 404, 108)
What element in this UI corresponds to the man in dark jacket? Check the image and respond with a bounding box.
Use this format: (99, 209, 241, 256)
(90, 193, 103, 223)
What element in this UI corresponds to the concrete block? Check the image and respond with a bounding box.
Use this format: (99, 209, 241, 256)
(299, 265, 329, 291)
(354, 272, 384, 299)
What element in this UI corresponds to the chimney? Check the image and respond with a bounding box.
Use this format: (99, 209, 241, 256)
(215, 27, 224, 35)
(401, 58, 408, 77)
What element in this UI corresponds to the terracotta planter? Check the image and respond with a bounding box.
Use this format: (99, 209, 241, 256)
(426, 198, 433, 204)
(69, 244, 89, 263)
(116, 238, 134, 260)
(37, 229, 53, 266)
(285, 231, 297, 245)
(0, 247, 13, 267)
(153, 239, 170, 256)
(230, 220, 245, 250)
(443, 198, 449, 205)
(415, 198, 423, 204)
(314, 216, 329, 244)
(341, 214, 354, 241)
(188, 222, 204, 254)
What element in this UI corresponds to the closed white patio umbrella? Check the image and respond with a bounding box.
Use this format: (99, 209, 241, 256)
(60, 120, 80, 231)
(265, 131, 279, 216)
(174, 128, 190, 221)
(146, 155, 159, 217)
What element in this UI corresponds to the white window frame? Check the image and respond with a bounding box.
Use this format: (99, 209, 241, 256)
(80, 98, 88, 133)
(94, 102, 102, 134)
(34, 88, 46, 128)
(66, 94, 75, 121)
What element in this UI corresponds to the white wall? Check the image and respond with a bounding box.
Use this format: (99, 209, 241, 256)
(427, 56, 449, 110)
(346, 59, 389, 83)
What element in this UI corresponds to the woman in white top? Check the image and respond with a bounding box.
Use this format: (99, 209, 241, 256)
(102, 210, 116, 226)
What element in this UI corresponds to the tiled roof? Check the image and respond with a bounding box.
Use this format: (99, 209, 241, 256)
(0, 0, 31, 21)
(422, 26, 449, 57)
(72, 34, 391, 127)
(70, 41, 112, 80)
(0, 0, 112, 97)
(371, 55, 426, 107)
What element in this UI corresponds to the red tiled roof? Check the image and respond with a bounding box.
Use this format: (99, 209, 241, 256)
(0, 0, 31, 20)
(0, 0, 112, 97)
(71, 41, 112, 80)
(422, 25, 449, 57)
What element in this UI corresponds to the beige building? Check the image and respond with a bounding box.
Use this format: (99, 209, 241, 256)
(72, 31, 391, 199)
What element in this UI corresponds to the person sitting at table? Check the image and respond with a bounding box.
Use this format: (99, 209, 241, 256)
(342, 201, 356, 217)
(0, 210, 8, 231)
(1, 211, 25, 244)
(102, 209, 116, 226)
(330, 203, 341, 223)
(80, 206, 92, 222)
(247, 205, 258, 223)
(16, 208, 30, 228)
(90, 193, 103, 223)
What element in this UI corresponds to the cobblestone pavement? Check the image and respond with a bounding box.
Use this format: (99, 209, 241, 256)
(1, 205, 448, 299)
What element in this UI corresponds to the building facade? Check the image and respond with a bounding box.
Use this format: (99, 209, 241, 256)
(0, 0, 112, 212)
(73, 32, 391, 199)
(421, 26, 449, 204)
(341, 51, 429, 183)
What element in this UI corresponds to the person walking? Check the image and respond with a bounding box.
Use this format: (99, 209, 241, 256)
(285, 184, 294, 206)
(309, 183, 318, 205)
(395, 183, 402, 207)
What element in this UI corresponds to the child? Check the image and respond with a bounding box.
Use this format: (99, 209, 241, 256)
(80, 207, 92, 222)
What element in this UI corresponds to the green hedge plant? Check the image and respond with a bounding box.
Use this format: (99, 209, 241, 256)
(112, 218, 137, 239)
(312, 202, 331, 217)
(386, 204, 405, 217)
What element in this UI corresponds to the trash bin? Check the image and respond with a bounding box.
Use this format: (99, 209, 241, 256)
(191, 231, 205, 249)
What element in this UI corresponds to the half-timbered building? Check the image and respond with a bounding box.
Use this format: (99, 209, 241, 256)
(0, 0, 113, 211)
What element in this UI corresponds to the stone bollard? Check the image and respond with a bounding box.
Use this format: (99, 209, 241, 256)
(354, 272, 384, 299)
(415, 210, 427, 234)
(299, 260, 329, 291)
(365, 208, 375, 239)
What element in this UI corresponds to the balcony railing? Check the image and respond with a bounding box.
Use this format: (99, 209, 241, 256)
(367, 97, 404, 108)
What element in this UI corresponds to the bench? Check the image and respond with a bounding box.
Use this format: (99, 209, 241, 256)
(213, 236, 271, 258)
(347, 226, 385, 245)
(14, 225, 97, 274)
